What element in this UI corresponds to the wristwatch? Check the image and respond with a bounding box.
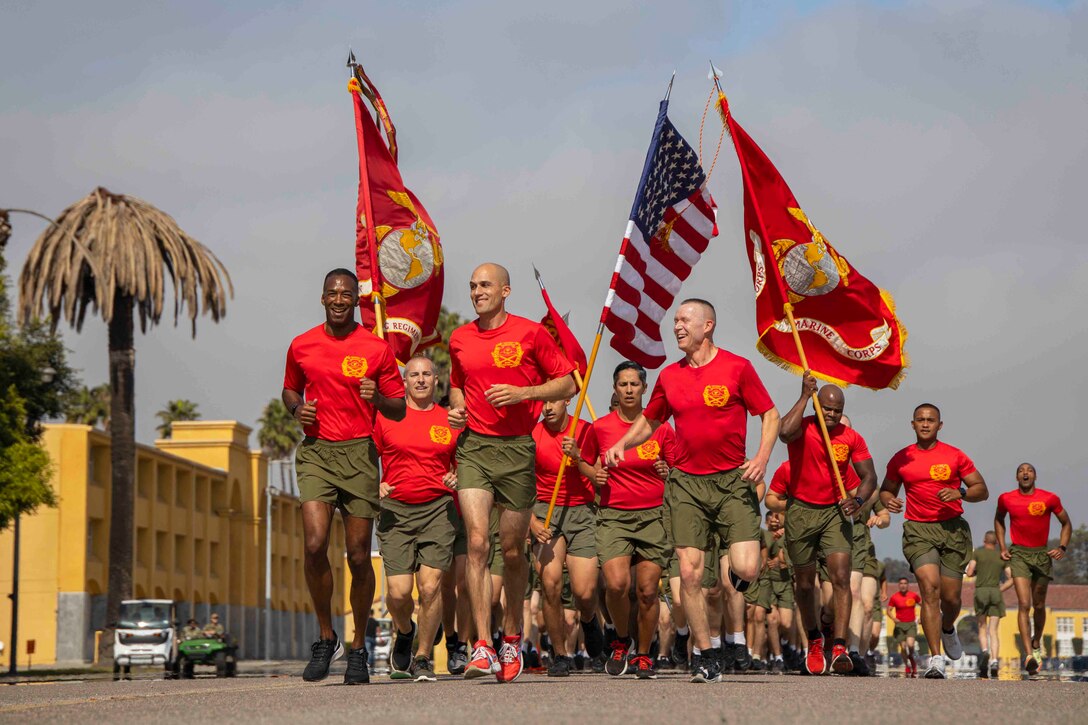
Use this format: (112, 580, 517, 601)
(853, 495, 864, 508)
(1060, 545, 1068, 552)
(958, 485, 968, 498)
(290, 402, 301, 418)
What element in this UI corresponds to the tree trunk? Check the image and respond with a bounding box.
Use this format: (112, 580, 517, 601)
(105, 293, 135, 634)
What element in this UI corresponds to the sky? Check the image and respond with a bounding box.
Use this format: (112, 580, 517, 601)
(2, 0, 1086, 560)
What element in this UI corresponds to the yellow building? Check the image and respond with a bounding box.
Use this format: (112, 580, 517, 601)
(875, 580, 1088, 667)
(0, 421, 355, 666)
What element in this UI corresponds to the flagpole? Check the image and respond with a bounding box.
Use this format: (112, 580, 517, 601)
(546, 73, 675, 527)
(713, 67, 846, 502)
(532, 266, 598, 421)
(349, 56, 387, 338)
(783, 304, 848, 501)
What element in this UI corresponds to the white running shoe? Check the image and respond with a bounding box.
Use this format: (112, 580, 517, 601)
(942, 629, 963, 661)
(923, 654, 947, 679)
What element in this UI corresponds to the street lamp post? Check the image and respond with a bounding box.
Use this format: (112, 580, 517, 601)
(8, 365, 56, 675)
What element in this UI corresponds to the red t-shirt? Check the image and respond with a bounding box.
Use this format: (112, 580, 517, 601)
(449, 314, 575, 437)
(888, 591, 921, 623)
(643, 349, 774, 475)
(997, 488, 1064, 548)
(373, 405, 458, 505)
(770, 460, 790, 496)
(592, 412, 677, 510)
(786, 417, 871, 506)
(772, 458, 859, 499)
(885, 441, 977, 523)
(283, 323, 405, 442)
(533, 418, 598, 507)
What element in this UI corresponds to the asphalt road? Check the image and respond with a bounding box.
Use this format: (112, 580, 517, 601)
(2, 667, 1086, 724)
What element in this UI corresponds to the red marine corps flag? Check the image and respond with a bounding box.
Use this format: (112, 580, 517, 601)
(348, 54, 444, 363)
(717, 86, 908, 390)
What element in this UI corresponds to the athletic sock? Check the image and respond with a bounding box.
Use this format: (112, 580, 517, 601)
(676, 626, 689, 636)
(833, 638, 846, 648)
(733, 632, 746, 646)
(728, 571, 751, 592)
(807, 629, 822, 641)
(943, 627, 955, 635)
(724, 633, 735, 644)
(692, 646, 702, 656)
(710, 636, 722, 649)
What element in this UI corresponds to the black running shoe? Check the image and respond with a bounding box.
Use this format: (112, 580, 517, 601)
(590, 653, 606, 673)
(446, 640, 468, 675)
(849, 651, 869, 677)
(344, 646, 370, 685)
(719, 642, 737, 673)
(605, 639, 631, 677)
(732, 643, 752, 673)
(655, 655, 673, 672)
(749, 658, 767, 672)
(770, 658, 785, 674)
(582, 617, 605, 658)
(671, 631, 690, 668)
(547, 654, 573, 677)
(633, 654, 657, 680)
(391, 622, 416, 674)
(303, 632, 344, 682)
(690, 652, 722, 683)
(978, 650, 990, 678)
(410, 655, 437, 682)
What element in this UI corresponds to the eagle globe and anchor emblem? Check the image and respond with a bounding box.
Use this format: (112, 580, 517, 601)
(359, 191, 442, 299)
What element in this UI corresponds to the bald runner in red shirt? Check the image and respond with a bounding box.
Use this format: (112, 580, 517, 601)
(604, 299, 780, 684)
(373, 356, 458, 681)
(880, 403, 987, 679)
(768, 372, 876, 675)
(282, 268, 406, 685)
(994, 462, 1073, 674)
(447, 263, 576, 683)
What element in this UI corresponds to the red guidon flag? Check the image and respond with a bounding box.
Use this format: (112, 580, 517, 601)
(349, 58, 443, 363)
(534, 266, 589, 381)
(720, 93, 908, 389)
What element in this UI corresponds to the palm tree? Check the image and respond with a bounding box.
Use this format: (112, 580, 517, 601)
(64, 383, 111, 430)
(18, 187, 231, 633)
(257, 398, 301, 460)
(155, 399, 200, 439)
(425, 305, 466, 404)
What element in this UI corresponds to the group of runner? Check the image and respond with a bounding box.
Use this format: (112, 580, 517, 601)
(281, 263, 1073, 685)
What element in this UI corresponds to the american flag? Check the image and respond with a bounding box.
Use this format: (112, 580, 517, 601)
(602, 100, 718, 368)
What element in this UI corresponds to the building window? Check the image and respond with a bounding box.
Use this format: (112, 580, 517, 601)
(210, 542, 220, 577)
(1057, 616, 1075, 657)
(136, 527, 151, 567)
(155, 531, 168, 570)
(176, 470, 192, 508)
(175, 534, 189, 575)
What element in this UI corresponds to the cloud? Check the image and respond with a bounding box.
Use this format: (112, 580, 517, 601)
(2, 0, 1085, 559)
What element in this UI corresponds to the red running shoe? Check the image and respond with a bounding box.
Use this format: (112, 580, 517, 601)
(830, 644, 853, 674)
(497, 635, 524, 683)
(806, 637, 827, 675)
(464, 640, 499, 679)
(632, 654, 657, 680)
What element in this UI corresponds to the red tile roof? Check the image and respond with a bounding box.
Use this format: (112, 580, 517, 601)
(958, 582, 1088, 611)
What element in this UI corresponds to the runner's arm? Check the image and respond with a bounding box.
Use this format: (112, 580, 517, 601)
(852, 457, 878, 504)
(765, 489, 787, 514)
(960, 470, 988, 502)
(999, 567, 1014, 592)
(964, 558, 977, 578)
(993, 507, 1010, 559)
(1050, 509, 1073, 559)
(742, 406, 780, 482)
(603, 414, 660, 466)
(486, 373, 576, 407)
(447, 387, 467, 429)
(879, 477, 904, 513)
(778, 372, 816, 444)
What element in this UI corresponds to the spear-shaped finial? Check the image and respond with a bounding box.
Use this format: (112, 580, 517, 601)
(664, 71, 676, 102)
(532, 263, 545, 289)
(347, 48, 356, 68)
(708, 60, 724, 93)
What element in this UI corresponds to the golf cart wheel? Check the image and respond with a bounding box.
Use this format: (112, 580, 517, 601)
(182, 657, 195, 679)
(215, 651, 228, 677)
